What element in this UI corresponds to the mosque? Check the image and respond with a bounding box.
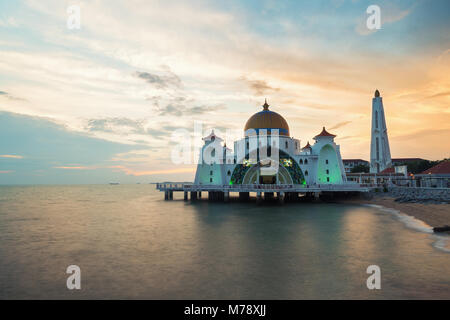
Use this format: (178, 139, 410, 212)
(194, 100, 347, 186)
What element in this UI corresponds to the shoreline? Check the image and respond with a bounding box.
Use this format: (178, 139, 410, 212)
(338, 194, 450, 228)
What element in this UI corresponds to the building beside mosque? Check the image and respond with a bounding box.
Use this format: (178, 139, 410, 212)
(194, 100, 347, 186)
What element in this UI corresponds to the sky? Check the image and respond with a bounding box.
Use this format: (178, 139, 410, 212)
(0, 0, 449, 184)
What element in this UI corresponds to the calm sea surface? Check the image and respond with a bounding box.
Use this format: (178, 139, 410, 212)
(0, 185, 449, 299)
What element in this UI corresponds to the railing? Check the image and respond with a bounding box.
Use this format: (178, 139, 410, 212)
(156, 182, 375, 191)
(389, 185, 450, 191)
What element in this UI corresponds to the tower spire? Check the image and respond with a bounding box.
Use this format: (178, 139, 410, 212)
(262, 98, 269, 110)
(370, 90, 391, 173)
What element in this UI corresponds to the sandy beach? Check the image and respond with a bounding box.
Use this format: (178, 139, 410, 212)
(339, 195, 450, 228)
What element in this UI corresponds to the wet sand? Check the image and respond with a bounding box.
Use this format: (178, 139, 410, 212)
(339, 195, 450, 228)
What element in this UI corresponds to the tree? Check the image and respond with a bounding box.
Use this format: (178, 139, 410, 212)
(403, 160, 439, 174)
(351, 164, 370, 173)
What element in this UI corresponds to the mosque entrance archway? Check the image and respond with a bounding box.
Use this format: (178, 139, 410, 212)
(259, 175, 276, 184)
(241, 162, 294, 184)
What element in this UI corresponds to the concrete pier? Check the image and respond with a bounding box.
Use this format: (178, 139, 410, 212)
(264, 192, 274, 201)
(278, 191, 285, 204)
(239, 192, 250, 201)
(156, 182, 374, 204)
(256, 192, 262, 204)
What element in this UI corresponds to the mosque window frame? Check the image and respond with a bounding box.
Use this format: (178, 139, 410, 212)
(285, 141, 288, 149)
(300, 159, 303, 164)
(305, 170, 308, 176)
(304, 159, 308, 165)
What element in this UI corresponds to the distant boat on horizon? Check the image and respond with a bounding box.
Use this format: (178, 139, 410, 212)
(109, 182, 120, 185)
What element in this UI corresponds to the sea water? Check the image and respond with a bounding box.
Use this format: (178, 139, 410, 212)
(0, 185, 449, 299)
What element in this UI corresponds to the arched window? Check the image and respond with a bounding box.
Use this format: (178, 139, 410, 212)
(299, 159, 303, 164)
(233, 158, 236, 164)
(326, 169, 329, 174)
(227, 170, 231, 176)
(305, 170, 308, 176)
(285, 141, 288, 149)
(304, 159, 308, 165)
(211, 149, 215, 157)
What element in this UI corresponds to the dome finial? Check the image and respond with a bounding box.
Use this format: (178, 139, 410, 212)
(263, 98, 269, 110)
(375, 89, 380, 97)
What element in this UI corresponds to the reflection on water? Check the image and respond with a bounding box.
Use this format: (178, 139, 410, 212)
(0, 185, 449, 299)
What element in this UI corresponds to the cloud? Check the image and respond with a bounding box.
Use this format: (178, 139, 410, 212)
(0, 17, 19, 28)
(0, 90, 25, 101)
(135, 67, 182, 89)
(111, 165, 195, 176)
(0, 154, 23, 159)
(422, 91, 450, 100)
(0, 0, 448, 180)
(53, 166, 91, 170)
(157, 102, 221, 117)
(240, 77, 280, 95)
(86, 118, 146, 135)
(329, 121, 352, 130)
(392, 128, 450, 141)
(0, 170, 13, 173)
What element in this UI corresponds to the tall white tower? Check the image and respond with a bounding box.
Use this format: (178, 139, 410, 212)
(370, 89, 391, 173)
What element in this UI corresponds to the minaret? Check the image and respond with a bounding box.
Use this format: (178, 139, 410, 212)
(370, 89, 392, 173)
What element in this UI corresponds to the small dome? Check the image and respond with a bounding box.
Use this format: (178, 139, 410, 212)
(244, 100, 290, 136)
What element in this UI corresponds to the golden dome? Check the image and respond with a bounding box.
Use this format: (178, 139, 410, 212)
(244, 100, 290, 136)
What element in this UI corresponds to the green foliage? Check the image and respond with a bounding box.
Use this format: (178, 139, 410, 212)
(400, 160, 440, 174)
(350, 164, 370, 173)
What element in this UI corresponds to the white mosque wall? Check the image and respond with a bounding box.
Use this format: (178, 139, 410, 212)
(311, 137, 345, 184)
(195, 125, 346, 186)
